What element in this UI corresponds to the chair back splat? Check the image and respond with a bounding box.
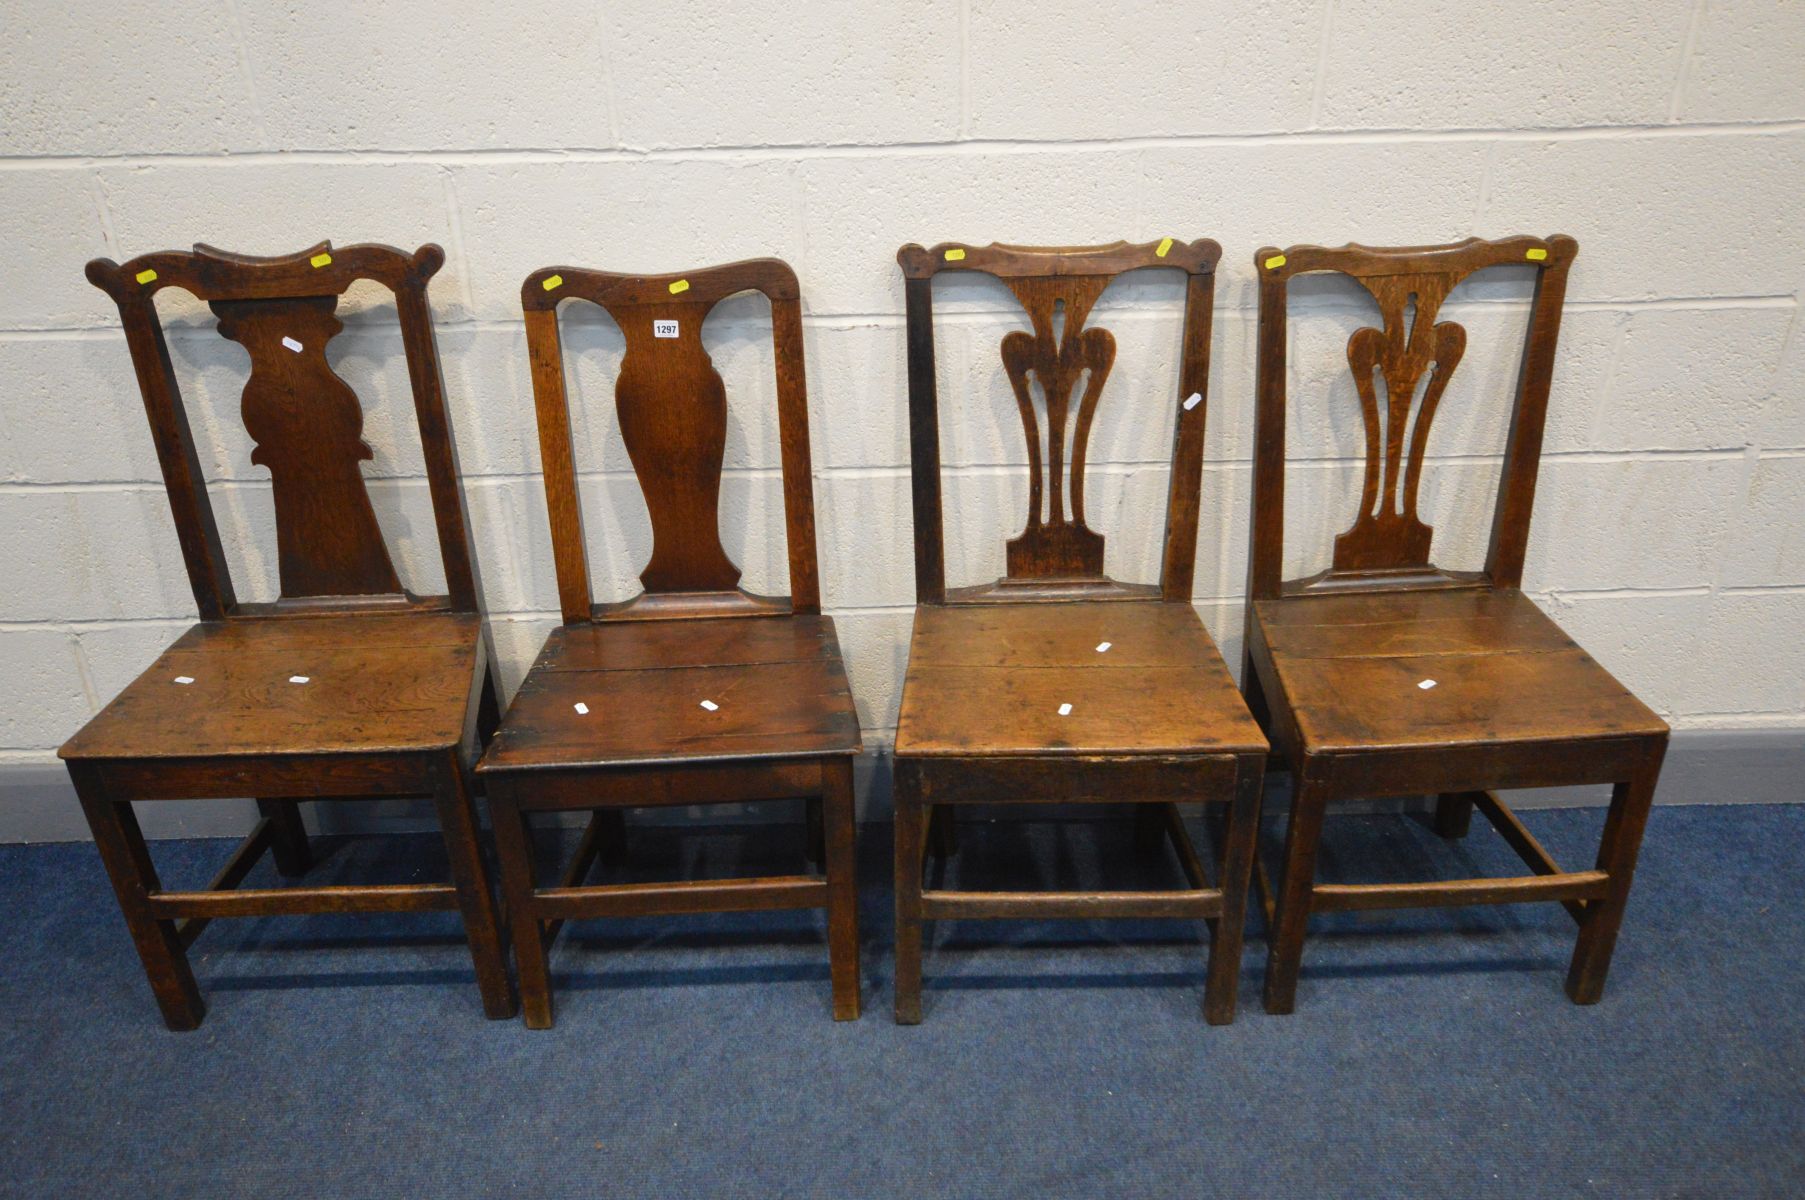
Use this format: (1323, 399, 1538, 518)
(1246, 235, 1578, 600)
(520, 259, 819, 624)
(85, 242, 481, 616)
(480, 256, 862, 1030)
(897, 239, 1222, 605)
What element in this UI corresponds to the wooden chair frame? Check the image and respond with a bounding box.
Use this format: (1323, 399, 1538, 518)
(1242, 235, 1669, 1013)
(893, 239, 1267, 1025)
(478, 258, 860, 1028)
(66, 241, 514, 1029)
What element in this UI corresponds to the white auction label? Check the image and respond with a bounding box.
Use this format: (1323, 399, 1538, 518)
(653, 319, 679, 338)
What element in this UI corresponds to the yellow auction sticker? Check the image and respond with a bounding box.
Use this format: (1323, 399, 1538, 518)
(134, 269, 158, 285)
(542, 274, 564, 291)
(1156, 237, 1173, 257)
(310, 252, 332, 268)
(944, 248, 966, 262)
(1525, 247, 1548, 262)
(668, 279, 690, 295)
(1264, 254, 1287, 270)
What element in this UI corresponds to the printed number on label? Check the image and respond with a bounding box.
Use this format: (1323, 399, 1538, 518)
(653, 320, 679, 339)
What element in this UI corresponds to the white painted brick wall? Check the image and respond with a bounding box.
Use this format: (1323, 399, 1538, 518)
(2, 1, 1802, 824)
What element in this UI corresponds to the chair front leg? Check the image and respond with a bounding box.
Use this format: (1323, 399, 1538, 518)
(893, 758, 926, 1025)
(1263, 760, 1331, 1015)
(486, 779, 554, 1029)
(430, 752, 518, 1020)
(1566, 739, 1666, 1004)
(823, 758, 862, 1021)
(70, 764, 205, 1031)
(1204, 753, 1265, 1025)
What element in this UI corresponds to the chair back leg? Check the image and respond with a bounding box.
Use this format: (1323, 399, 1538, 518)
(256, 798, 313, 877)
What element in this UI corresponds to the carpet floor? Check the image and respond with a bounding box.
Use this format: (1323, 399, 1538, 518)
(1, 801, 1801, 1198)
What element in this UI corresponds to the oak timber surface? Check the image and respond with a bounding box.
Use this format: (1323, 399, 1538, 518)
(479, 616, 860, 771)
(895, 602, 1265, 758)
(1254, 589, 1665, 753)
(60, 612, 480, 760)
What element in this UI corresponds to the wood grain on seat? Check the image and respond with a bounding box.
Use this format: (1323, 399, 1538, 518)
(896, 602, 1264, 757)
(481, 616, 860, 770)
(1254, 590, 1664, 752)
(61, 612, 480, 760)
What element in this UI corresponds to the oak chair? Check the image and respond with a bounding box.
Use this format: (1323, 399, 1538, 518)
(1243, 235, 1669, 1013)
(891, 239, 1268, 1026)
(65, 241, 515, 1029)
(477, 258, 861, 1029)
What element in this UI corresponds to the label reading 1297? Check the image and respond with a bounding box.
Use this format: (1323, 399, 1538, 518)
(653, 320, 679, 339)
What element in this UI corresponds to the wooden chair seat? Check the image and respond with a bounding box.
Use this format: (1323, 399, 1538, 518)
(1252, 589, 1664, 755)
(482, 615, 860, 771)
(896, 602, 1264, 759)
(62, 612, 482, 762)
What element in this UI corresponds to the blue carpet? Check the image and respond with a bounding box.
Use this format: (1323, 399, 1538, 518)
(1, 803, 1801, 1198)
